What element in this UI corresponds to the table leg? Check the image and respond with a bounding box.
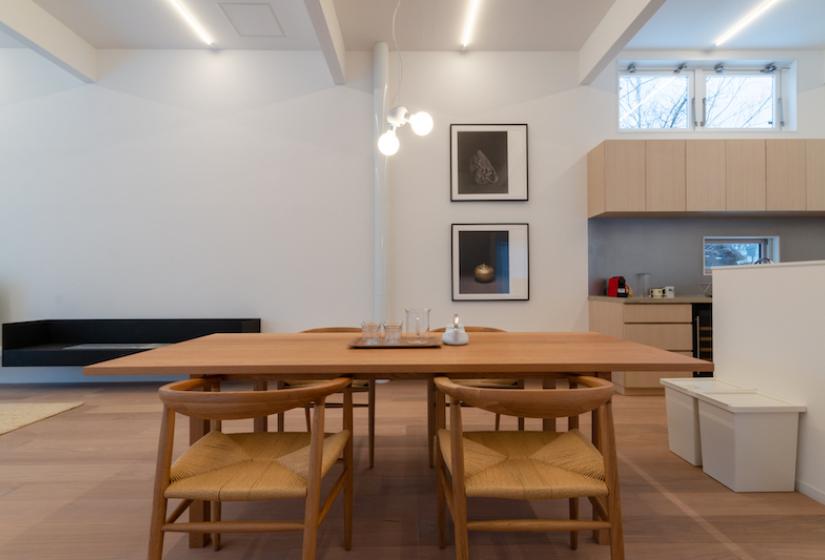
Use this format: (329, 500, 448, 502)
(427, 379, 435, 468)
(188, 410, 211, 547)
(542, 377, 557, 432)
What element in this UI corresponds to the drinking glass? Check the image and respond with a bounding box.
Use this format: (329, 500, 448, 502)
(383, 322, 402, 344)
(404, 308, 431, 339)
(636, 273, 651, 299)
(361, 321, 382, 345)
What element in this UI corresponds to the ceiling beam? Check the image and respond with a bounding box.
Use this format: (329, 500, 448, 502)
(304, 0, 347, 85)
(0, 0, 97, 82)
(578, 0, 664, 85)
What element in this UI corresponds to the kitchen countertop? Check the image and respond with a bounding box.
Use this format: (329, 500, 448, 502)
(589, 295, 712, 304)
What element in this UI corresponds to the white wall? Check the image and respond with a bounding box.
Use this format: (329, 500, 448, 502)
(387, 52, 600, 330)
(0, 49, 374, 334)
(713, 261, 825, 504)
(2, 45, 825, 382)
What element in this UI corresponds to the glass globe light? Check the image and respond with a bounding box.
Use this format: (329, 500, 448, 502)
(409, 111, 434, 136)
(377, 129, 400, 156)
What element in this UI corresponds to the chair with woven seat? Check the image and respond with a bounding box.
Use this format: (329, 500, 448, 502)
(433, 375, 623, 559)
(148, 376, 354, 560)
(275, 327, 377, 468)
(427, 326, 524, 467)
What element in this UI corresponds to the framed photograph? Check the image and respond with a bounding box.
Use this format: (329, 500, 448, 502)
(451, 224, 529, 301)
(450, 124, 528, 201)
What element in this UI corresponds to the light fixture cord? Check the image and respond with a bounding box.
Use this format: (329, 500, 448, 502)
(391, 0, 403, 107)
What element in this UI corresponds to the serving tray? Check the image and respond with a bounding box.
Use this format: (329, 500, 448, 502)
(349, 336, 442, 349)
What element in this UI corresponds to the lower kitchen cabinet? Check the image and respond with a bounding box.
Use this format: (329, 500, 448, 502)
(589, 298, 702, 395)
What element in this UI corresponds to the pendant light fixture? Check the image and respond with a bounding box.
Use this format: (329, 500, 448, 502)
(377, 0, 434, 156)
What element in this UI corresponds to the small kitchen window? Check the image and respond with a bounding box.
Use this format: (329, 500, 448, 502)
(703, 236, 780, 275)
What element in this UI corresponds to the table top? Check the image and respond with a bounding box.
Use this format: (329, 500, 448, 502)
(83, 332, 713, 378)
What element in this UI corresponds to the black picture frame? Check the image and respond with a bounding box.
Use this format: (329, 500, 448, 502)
(451, 223, 530, 301)
(450, 124, 529, 202)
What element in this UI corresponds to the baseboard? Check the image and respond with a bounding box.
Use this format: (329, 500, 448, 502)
(798, 480, 825, 505)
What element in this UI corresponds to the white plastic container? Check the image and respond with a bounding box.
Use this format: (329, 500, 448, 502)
(697, 393, 805, 492)
(660, 378, 752, 466)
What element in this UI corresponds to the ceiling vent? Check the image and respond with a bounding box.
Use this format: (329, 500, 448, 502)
(218, 2, 285, 37)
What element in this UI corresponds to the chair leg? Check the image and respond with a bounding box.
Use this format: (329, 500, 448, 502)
(569, 498, 579, 550)
(427, 379, 436, 468)
(211, 501, 222, 551)
(435, 457, 447, 548)
(517, 416, 525, 431)
(368, 380, 376, 469)
(452, 485, 470, 560)
(304, 406, 312, 432)
(147, 496, 168, 560)
(277, 381, 286, 432)
(494, 413, 501, 431)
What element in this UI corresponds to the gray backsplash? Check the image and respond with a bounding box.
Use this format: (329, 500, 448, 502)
(588, 216, 825, 295)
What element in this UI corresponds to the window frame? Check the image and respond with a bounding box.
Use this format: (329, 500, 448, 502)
(617, 63, 790, 134)
(702, 235, 780, 276)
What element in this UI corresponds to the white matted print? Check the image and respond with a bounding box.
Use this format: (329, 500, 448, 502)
(451, 224, 529, 301)
(450, 124, 528, 201)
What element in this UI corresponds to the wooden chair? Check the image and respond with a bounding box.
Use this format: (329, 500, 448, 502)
(148, 376, 354, 560)
(275, 327, 377, 468)
(433, 375, 623, 560)
(427, 326, 524, 467)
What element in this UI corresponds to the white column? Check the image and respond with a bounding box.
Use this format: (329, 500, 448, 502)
(372, 42, 390, 322)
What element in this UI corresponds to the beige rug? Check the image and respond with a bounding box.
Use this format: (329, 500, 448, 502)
(0, 402, 84, 436)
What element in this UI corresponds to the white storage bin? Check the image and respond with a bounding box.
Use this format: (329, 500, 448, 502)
(697, 393, 805, 492)
(660, 378, 752, 466)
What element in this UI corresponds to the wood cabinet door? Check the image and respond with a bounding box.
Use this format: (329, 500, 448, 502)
(646, 141, 686, 211)
(587, 142, 606, 217)
(686, 140, 725, 211)
(726, 140, 766, 211)
(807, 140, 825, 211)
(767, 140, 806, 210)
(605, 140, 646, 212)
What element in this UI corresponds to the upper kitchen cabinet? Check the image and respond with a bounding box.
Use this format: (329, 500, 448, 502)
(807, 140, 825, 211)
(686, 140, 726, 211)
(646, 141, 686, 211)
(604, 140, 646, 212)
(725, 140, 766, 211)
(587, 139, 824, 217)
(767, 140, 806, 211)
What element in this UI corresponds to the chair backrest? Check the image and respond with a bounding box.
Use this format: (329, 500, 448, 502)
(434, 375, 613, 419)
(431, 326, 505, 333)
(301, 327, 360, 333)
(158, 377, 351, 420)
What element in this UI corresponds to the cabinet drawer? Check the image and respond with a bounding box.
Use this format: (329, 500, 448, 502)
(623, 304, 692, 324)
(623, 323, 693, 351)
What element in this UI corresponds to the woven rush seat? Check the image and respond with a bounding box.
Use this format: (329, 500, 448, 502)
(437, 430, 607, 500)
(166, 431, 350, 501)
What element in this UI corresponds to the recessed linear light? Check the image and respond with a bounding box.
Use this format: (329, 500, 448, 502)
(166, 0, 215, 46)
(714, 0, 784, 47)
(460, 0, 482, 49)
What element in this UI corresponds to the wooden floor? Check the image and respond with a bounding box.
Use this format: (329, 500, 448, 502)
(1, 380, 824, 560)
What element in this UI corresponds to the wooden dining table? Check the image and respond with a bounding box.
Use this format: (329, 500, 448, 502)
(84, 331, 713, 548)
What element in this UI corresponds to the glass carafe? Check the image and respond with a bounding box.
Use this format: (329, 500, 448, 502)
(404, 308, 431, 340)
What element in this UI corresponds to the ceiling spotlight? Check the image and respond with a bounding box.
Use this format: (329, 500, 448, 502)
(714, 0, 784, 47)
(166, 0, 215, 46)
(460, 0, 483, 49)
(376, 106, 433, 156)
